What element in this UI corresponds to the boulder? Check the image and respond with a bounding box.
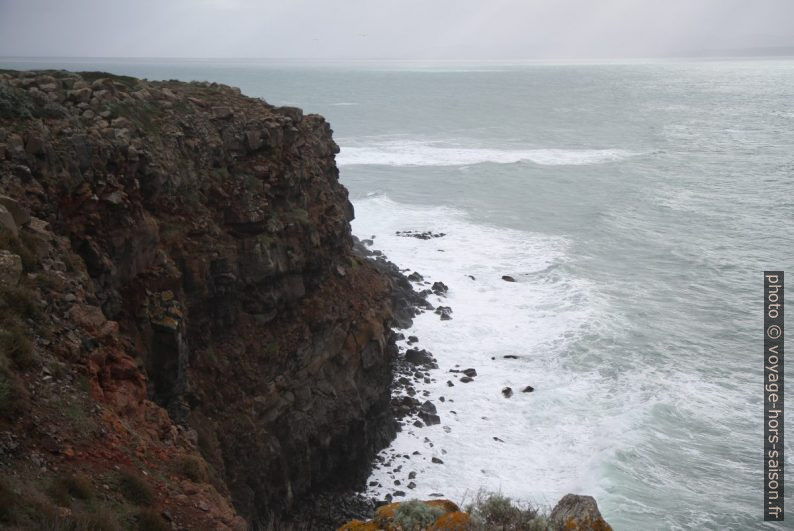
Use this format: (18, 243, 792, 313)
(502, 275, 516, 282)
(419, 411, 441, 425)
(522, 385, 534, 393)
(431, 281, 448, 295)
(502, 387, 513, 398)
(405, 348, 434, 366)
(276, 106, 304, 123)
(0, 204, 18, 237)
(550, 494, 612, 531)
(0, 250, 22, 287)
(462, 368, 477, 377)
(434, 306, 452, 320)
(420, 400, 437, 414)
(0, 195, 30, 227)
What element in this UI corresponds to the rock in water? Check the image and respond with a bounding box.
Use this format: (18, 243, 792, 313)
(405, 348, 436, 366)
(431, 281, 448, 295)
(407, 271, 424, 281)
(502, 387, 513, 398)
(502, 275, 516, 282)
(434, 306, 453, 320)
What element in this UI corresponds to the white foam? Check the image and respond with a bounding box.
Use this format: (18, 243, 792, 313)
(352, 196, 622, 509)
(338, 140, 635, 167)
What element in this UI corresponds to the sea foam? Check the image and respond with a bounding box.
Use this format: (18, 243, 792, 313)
(352, 196, 621, 509)
(337, 140, 635, 167)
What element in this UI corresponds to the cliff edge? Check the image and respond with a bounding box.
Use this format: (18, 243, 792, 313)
(0, 70, 398, 529)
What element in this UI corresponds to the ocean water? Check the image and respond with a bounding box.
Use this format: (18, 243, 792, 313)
(4, 57, 793, 530)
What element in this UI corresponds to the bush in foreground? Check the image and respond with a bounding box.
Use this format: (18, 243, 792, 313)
(465, 490, 550, 530)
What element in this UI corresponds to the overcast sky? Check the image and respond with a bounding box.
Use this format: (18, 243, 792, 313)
(1, 0, 794, 60)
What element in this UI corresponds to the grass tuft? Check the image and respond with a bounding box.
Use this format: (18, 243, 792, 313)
(118, 471, 154, 506)
(174, 454, 208, 483)
(136, 508, 170, 531)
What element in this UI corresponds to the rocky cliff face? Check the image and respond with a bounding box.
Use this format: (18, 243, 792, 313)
(0, 70, 398, 529)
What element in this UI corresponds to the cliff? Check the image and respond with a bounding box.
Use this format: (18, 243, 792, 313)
(0, 70, 399, 529)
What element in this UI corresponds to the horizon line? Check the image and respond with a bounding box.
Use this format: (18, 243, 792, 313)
(2, 51, 794, 64)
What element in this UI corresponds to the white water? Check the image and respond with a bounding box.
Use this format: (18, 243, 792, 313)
(352, 196, 624, 510)
(338, 140, 635, 167)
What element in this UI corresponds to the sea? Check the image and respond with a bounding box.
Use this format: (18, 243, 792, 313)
(3, 57, 793, 530)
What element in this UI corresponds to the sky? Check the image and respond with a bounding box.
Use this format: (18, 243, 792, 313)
(1, 0, 794, 60)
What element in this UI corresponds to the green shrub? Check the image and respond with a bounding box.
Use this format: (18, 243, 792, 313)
(465, 490, 547, 531)
(0, 479, 19, 523)
(0, 226, 37, 272)
(392, 500, 445, 530)
(0, 370, 30, 420)
(137, 508, 170, 531)
(72, 507, 122, 531)
(60, 474, 93, 501)
(0, 285, 41, 321)
(118, 472, 154, 506)
(0, 326, 35, 369)
(174, 454, 208, 483)
(0, 85, 36, 119)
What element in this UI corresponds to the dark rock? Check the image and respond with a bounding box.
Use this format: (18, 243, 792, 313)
(395, 230, 446, 240)
(460, 376, 473, 383)
(502, 275, 516, 282)
(431, 281, 448, 295)
(446, 380, 454, 387)
(504, 355, 519, 359)
(418, 412, 440, 426)
(493, 437, 504, 443)
(502, 387, 513, 398)
(431, 457, 444, 464)
(407, 272, 424, 282)
(407, 335, 418, 344)
(434, 306, 453, 320)
(420, 401, 437, 415)
(404, 348, 435, 366)
(407, 482, 416, 489)
(522, 386, 535, 393)
(462, 368, 477, 377)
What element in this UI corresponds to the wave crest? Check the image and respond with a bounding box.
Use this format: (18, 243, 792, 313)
(337, 140, 635, 167)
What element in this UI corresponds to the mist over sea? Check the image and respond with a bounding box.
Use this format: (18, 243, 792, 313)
(6, 57, 793, 529)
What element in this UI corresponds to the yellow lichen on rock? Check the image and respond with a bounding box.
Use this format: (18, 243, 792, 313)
(431, 510, 471, 530)
(563, 515, 613, 531)
(337, 519, 379, 531)
(373, 501, 402, 525)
